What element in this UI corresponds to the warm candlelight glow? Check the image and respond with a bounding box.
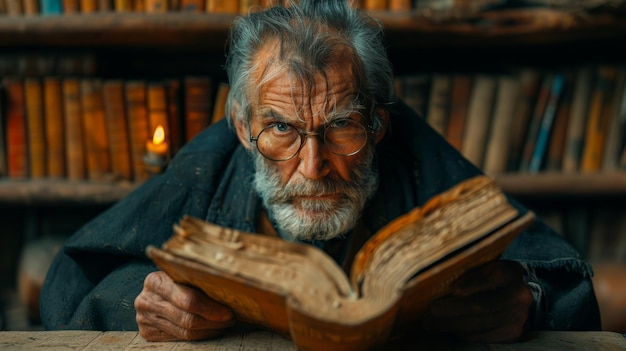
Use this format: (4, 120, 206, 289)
(146, 125, 169, 156)
(153, 125, 165, 145)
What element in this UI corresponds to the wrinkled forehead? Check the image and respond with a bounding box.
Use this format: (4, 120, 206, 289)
(248, 40, 367, 116)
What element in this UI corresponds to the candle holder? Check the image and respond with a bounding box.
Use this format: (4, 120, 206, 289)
(143, 150, 169, 175)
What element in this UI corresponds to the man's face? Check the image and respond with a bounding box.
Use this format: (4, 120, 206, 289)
(235, 47, 385, 241)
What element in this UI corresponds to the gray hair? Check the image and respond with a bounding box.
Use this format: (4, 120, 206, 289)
(224, 0, 395, 129)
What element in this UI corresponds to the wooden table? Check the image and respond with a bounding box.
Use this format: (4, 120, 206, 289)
(0, 330, 624, 350)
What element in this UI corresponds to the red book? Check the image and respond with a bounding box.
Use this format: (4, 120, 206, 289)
(3, 78, 29, 178)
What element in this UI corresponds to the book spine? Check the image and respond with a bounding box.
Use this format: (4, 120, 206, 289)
(3, 78, 29, 178)
(40, 0, 63, 14)
(180, 0, 204, 12)
(23, 0, 40, 14)
(425, 74, 451, 136)
(362, 0, 387, 10)
(546, 72, 574, 172)
(483, 75, 520, 175)
(166, 79, 183, 157)
(145, 0, 167, 12)
(98, 0, 112, 10)
(444, 74, 471, 152)
(80, 0, 97, 12)
(125, 80, 150, 182)
(184, 76, 213, 143)
(43, 77, 66, 178)
(205, 0, 237, 13)
(461, 74, 496, 168)
(114, 0, 133, 11)
(519, 73, 553, 172)
(81, 79, 111, 181)
(528, 74, 565, 174)
(24, 78, 46, 179)
(211, 82, 229, 126)
(601, 67, 626, 171)
(62, 0, 79, 13)
(63, 78, 86, 180)
(388, 0, 410, 11)
(581, 66, 617, 172)
(103, 80, 133, 181)
(5, 0, 23, 15)
(562, 67, 593, 173)
(133, 0, 144, 11)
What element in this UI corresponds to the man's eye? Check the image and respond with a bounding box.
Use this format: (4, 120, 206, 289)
(330, 119, 349, 128)
(271, 122, 292, 133)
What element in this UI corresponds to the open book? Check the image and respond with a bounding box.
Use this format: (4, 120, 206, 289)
(147, 176, 535, 351)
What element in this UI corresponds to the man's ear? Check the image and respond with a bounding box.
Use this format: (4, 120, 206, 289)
(372, 106, 389, 144)
(232, 112, 253, 150)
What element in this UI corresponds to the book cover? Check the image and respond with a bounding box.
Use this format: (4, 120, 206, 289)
(205, 0, 238, 13)
(562, 67, 594, 173)
(148, 176, 535, 351)
(581, 66, 617, 172)
(125, 80, 150, 182)
(63, 78, 87, 180)
(461, 74, 496, 169)
(483, 75, 520, 176)
(444, 74, 471, 152)
(528, 73, 565, 174)
(24, 78, 46, 179)
(103, 80, 132, 181)
(184, 76, 213, 143)
(166, 79, 183, 158)
(180, 0, 204, 12)
(43, 77, 66, 178)
(507, 68, 541, 172)
(40, 0, 62, 17)
(3, 78, 29, 178)
(601, 66, 626, 172)
(81, 79, 111, 181)
(62, 0, 79, 13)
(546, 72, 574, 172)
(425, 74, 451, 137)
(518, 73, 553, 172)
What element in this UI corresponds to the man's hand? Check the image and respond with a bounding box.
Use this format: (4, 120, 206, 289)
(135, 271, 235, 341)
(423, 260, 534, 343)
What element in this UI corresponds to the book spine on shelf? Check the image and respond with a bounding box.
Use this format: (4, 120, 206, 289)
(125, 80, 150, 182)
(545, 72, 574, 172)
(43, 77, 66, 178)
(63, 78, 87, 181)
(184, 76, 213, 143)
(23, 0, 40, 14)
(145, 0, 167, 12)
(211, 81, 229, 126)
(180, 0, 204, 12)
(5, 0, 24, 15)
(205, 0, 237, 13)
(562, 67, 593, 173)
(81, 79, 111, 181)
(62, 0, 79, 13)
(24, 78, 46, 179)
(40, 0, 63, 15)
(103, 80, 133, 181)
(425, 74, 451, 137)
(461, 74, 496, 169)
(3, 78, 29, 178)
(80, 0, 98, 12)
(166, 79, 183, 157)
(519, 73, 552, 172)
(445, 74, 471, 152)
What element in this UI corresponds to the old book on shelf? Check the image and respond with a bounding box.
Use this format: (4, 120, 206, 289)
(81, 79, 111, 181)
(461, 74, 496, 168)
(519, 73, 553, 172)
(184, 76, 213, 143)
(125, 80, 150, 182)
(181, 0, 205, 12)
(211, 81, 229, 126)
(80, 0, 98, 12)
(24, 78, 46, 179)
(601, 66, 626, 171)
(63, 78, 86, 180)
(62, 0, 80, 13)
(145, 0, 168, 12)
(147, 176, 535, 351)
(23, 0, 39, 14)
(483, 75, 520, 176)
(562, 66, 594, 173)
(166, 79, 183, 157)
(425, 74, 451, 137)
(103, 80, 132, 181)
(581, 65, 617, 172)
(507, 68, 541, 172)
(444, 74, 472, 152)
(40, 0, 62, 15)
(545, 72, 574, 172)
(43, 77, 66, 178)
(3, 77, 29, 178)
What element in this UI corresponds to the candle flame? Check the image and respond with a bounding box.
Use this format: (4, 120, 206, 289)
(152, 125, 165, 145)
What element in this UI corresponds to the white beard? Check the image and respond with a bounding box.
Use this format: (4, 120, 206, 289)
(252, 148, 378, 242)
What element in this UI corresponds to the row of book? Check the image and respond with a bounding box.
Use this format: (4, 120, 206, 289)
(395, 64, 626, 175)
(0, 0, 499, 16)
(0, 75, 229, 181)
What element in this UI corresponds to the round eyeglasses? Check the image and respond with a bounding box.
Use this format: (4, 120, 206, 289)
(250, 118, 376, 161)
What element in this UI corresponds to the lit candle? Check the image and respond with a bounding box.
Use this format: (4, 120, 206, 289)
(144, 125, 169, 174)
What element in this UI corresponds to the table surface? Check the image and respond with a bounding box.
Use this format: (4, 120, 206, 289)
(0, 330, 625, 350)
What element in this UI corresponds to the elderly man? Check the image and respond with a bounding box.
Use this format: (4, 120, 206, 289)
(41, 0, 600, 345)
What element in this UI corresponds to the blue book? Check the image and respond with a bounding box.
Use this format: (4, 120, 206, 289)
(528, 74, 565, 173)
(40, 0, 63, 15)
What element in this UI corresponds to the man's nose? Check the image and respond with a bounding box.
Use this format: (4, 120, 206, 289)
(297, 135, 330, 180)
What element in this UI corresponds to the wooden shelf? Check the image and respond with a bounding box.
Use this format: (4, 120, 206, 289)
(0, 173, 624, 206)
(0, 9, 624, 49)
(0, 179, 140, 206)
